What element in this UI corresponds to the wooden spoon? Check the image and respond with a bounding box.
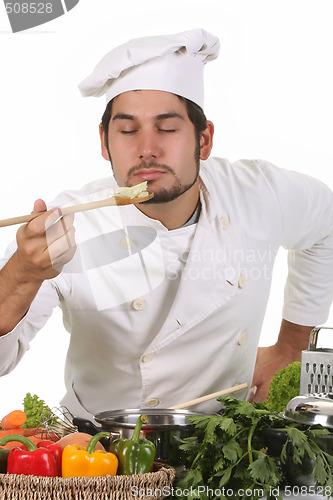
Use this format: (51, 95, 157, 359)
(169, 383, 248, 409)
(0, 192, 154, 228)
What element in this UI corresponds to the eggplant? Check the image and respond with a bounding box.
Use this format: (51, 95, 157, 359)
(0, 448, 10, 474)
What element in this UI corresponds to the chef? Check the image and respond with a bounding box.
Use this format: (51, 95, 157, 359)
(0, 29, 332, 419)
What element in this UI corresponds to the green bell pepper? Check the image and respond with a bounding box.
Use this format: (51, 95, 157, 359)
(110, 414, 155, 474)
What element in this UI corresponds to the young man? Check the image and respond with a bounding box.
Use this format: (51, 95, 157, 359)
(0, 29, 332, 419)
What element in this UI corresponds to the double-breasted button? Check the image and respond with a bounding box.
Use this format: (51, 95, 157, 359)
(238, 332, 247, 345)
(132, 298, 146, 310)
(120, 237, 132, 250)
(238, 275, 247, 289)
(142, 353, 154, 363)
(146, 398, 159, 407)
(220, 216, 230, 230)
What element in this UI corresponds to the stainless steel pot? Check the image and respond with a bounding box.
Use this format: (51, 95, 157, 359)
(73, 408, 207, 477)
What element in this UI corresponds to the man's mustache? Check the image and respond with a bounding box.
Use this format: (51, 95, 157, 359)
(127, 161, 175, 178)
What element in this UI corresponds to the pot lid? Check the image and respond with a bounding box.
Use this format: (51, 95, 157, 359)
(284, 393, 333, 428)
(94, 408, 208, 429)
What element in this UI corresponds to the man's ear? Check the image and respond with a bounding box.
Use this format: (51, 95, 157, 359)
(199, 121, 214, 161)
(99, 123, 110, 161)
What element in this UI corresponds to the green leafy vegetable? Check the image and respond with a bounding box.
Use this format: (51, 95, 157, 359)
(22, 393, 53, 428)
(264, 361, 301, 413)
(176, 396, 333, 500)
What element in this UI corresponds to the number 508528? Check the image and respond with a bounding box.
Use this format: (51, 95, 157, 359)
(284, 485, 332, 497)
(5, 3, 53, 14)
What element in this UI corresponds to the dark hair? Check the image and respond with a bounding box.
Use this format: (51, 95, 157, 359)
(101, 94, 207, 151)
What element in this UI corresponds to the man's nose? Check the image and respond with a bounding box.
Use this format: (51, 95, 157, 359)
(138, 131, 161, 160)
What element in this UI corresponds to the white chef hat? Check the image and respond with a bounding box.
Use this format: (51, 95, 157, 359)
(78, 28, 220, 109)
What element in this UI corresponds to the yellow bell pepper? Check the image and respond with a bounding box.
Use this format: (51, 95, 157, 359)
(62, 432, 118, 477)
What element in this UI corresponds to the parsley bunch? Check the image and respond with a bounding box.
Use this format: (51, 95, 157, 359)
(176, 396, 333, 500)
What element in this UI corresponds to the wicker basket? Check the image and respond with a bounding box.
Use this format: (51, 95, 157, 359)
(0, 463, 175, 500)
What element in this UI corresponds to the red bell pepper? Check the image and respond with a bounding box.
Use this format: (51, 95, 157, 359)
(37, 440, 63, 476)
(0, 434, 58, 477)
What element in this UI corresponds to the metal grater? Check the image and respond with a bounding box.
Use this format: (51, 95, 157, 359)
(300, 326, 333, 395)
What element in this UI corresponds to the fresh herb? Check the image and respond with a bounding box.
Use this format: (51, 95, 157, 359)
(22, 393, 54, 428)
(176, 396, 333, 500)
(264, 361, 301, 413)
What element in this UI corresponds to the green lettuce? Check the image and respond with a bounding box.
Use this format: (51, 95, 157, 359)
(264, 361, 301, 413)
(22, 393, 53, 428)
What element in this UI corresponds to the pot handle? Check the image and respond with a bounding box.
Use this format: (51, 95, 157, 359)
(72, 417, 121, 445)
(72, 417, 102, 435)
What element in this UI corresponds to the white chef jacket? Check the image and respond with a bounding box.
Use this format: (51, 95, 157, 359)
(0, 158, 333, 419)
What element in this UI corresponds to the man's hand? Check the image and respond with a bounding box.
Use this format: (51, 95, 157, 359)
(15, 199, 76, 283)
(249, 319, 313, 403)
(250, 344, 288, 402)
(0, 199, 76, 335)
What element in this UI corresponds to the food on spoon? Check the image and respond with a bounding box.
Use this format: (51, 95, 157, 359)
(113, 181, 149, 199)
(264, 361, 301, 413)
(1, 410, 27, 430)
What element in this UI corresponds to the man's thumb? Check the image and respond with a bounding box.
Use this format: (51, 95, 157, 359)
(32, 199, 47, 214)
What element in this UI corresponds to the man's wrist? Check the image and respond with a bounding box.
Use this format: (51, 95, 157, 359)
(0, 252, 44, 336)
(275, 319, 313, 359)
(5, 251, 44, 289)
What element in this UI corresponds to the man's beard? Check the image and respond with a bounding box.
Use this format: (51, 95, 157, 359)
(107, 146, 200, 205)
(126, 160, 200, 204)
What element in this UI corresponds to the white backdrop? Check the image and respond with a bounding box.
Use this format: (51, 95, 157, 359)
(0, 0, 332, 416)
